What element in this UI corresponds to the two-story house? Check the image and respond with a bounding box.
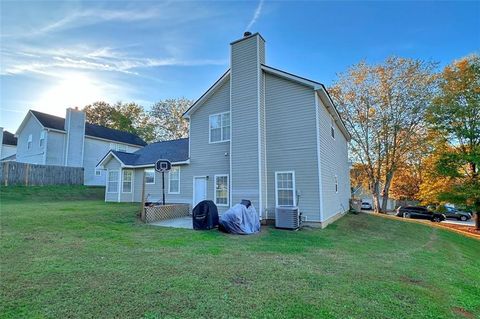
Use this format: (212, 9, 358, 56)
(15, 108, 146, 186)
(97, 32, 351, 227)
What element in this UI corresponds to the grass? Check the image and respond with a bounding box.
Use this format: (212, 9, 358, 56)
(1, 186, 479, 319)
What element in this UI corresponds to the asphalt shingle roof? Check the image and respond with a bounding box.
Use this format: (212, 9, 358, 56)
(111, 138, 189, 166)
(30, 110, 146, 146)
(2, 130, 17, 146)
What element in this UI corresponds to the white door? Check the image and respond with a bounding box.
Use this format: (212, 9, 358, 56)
(193, 177, 207, 206)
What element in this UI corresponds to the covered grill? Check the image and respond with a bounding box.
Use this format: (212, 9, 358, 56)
(192, 200, 219, 230)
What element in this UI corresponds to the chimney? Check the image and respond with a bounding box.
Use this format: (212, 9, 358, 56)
(64, 107, 86, 167)
(230, 32, 267, 216)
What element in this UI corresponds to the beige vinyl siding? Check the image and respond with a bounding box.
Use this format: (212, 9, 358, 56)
(184, 78, 231, 214)
(317, 94, 351, 220)
(230, 34, 262, 211)
(142, 165, 192, 205)
(264, 73, 321, 221)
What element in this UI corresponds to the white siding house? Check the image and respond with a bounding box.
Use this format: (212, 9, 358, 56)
(15, 108, 146, 185)
(98, 33, 351, 228)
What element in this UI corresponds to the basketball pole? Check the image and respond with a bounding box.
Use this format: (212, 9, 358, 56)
(162, 171, 165, 205)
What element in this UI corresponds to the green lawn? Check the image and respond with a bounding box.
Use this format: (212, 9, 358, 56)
(1, 186, 479, 319)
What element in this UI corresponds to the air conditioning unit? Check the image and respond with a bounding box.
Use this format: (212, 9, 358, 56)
(275, 206, 301, 230)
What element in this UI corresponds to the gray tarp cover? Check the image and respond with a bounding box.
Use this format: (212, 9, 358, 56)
(219, 204, 260, 234)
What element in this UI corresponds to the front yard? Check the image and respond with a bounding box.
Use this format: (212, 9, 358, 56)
(1, 186, 479, 318)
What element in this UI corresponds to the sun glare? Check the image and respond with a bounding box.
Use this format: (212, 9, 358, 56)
(37, 73, 104, 116)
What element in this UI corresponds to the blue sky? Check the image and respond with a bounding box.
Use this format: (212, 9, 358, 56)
(1, 0, 479, 132)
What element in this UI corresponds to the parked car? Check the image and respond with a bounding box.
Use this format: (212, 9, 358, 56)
(396, 206, 446, 222)
(361, 202, 372, 210)
(444, 207, 472, 221)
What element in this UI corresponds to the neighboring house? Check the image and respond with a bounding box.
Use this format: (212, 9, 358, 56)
(352, 186, 397, 210)
(0, 128, 17, 161)
(98, 32, 351, 227)
(15, 108, 146, 186)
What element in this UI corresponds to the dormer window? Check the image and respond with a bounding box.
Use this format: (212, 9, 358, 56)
(209, 112, 230, 143)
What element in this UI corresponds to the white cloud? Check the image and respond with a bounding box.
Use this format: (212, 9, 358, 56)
(1, 45, 226, 77)
(1, 7, 163, 38)
(246, 0, 264, 31)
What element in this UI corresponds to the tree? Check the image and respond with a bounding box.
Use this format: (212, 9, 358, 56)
(417, 141, 456, 205)
(389, 164, 421, 201)
(330, 57, 437, 212)
(83, 101, 114, 127)
(83, 101, 156, 143)
(149, 98, 192, 141)
(426, 55, 480, 229)
(390, 132, 431, 201)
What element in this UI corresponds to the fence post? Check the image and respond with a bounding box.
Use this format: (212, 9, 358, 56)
(25, 164, 30, 186)
(140, 172, 146, 222)
(4, 162, 8, 186)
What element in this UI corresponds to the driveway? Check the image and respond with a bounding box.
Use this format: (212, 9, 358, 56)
(442, 219, 475, 227)
(362, 210, 475, 227)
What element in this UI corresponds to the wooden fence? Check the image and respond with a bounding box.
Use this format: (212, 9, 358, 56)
(0, 162, 84, 186)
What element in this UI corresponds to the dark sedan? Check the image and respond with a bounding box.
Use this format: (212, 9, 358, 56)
(444, 207, 472, 221)
(396, 206, 446, 222)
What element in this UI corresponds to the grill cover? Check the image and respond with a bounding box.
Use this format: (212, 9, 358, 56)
(192, 200, 219, 230)
(219, 203, 260, 235)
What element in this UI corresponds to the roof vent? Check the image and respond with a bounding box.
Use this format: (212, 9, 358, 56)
(244, 31, 252, 37)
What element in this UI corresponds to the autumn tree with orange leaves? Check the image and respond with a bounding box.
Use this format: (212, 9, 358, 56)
(330, 57, 437, 213)
(424, 55, 480, 230)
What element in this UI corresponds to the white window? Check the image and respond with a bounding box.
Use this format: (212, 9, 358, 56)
(39, 131, 45, 147)
(214, 174, 229, 206)
(145, 169, 155, 184)
(95, 169, 102, 176)
(27, 134, 32, 150)
(107, 170, 119, 193)
(335, 175, 338, 193)
(331, 117, 335, 139)
(209, 112, 230, 143)
(275, 171, 296, 207)
(122, 170, 133, 193)
(168, 167, 180, 194)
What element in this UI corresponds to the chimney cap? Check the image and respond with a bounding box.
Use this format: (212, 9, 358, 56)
(244, 31, 252, 37)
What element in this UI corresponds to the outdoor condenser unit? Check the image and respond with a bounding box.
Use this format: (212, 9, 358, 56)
(275, 206, 301, 230)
